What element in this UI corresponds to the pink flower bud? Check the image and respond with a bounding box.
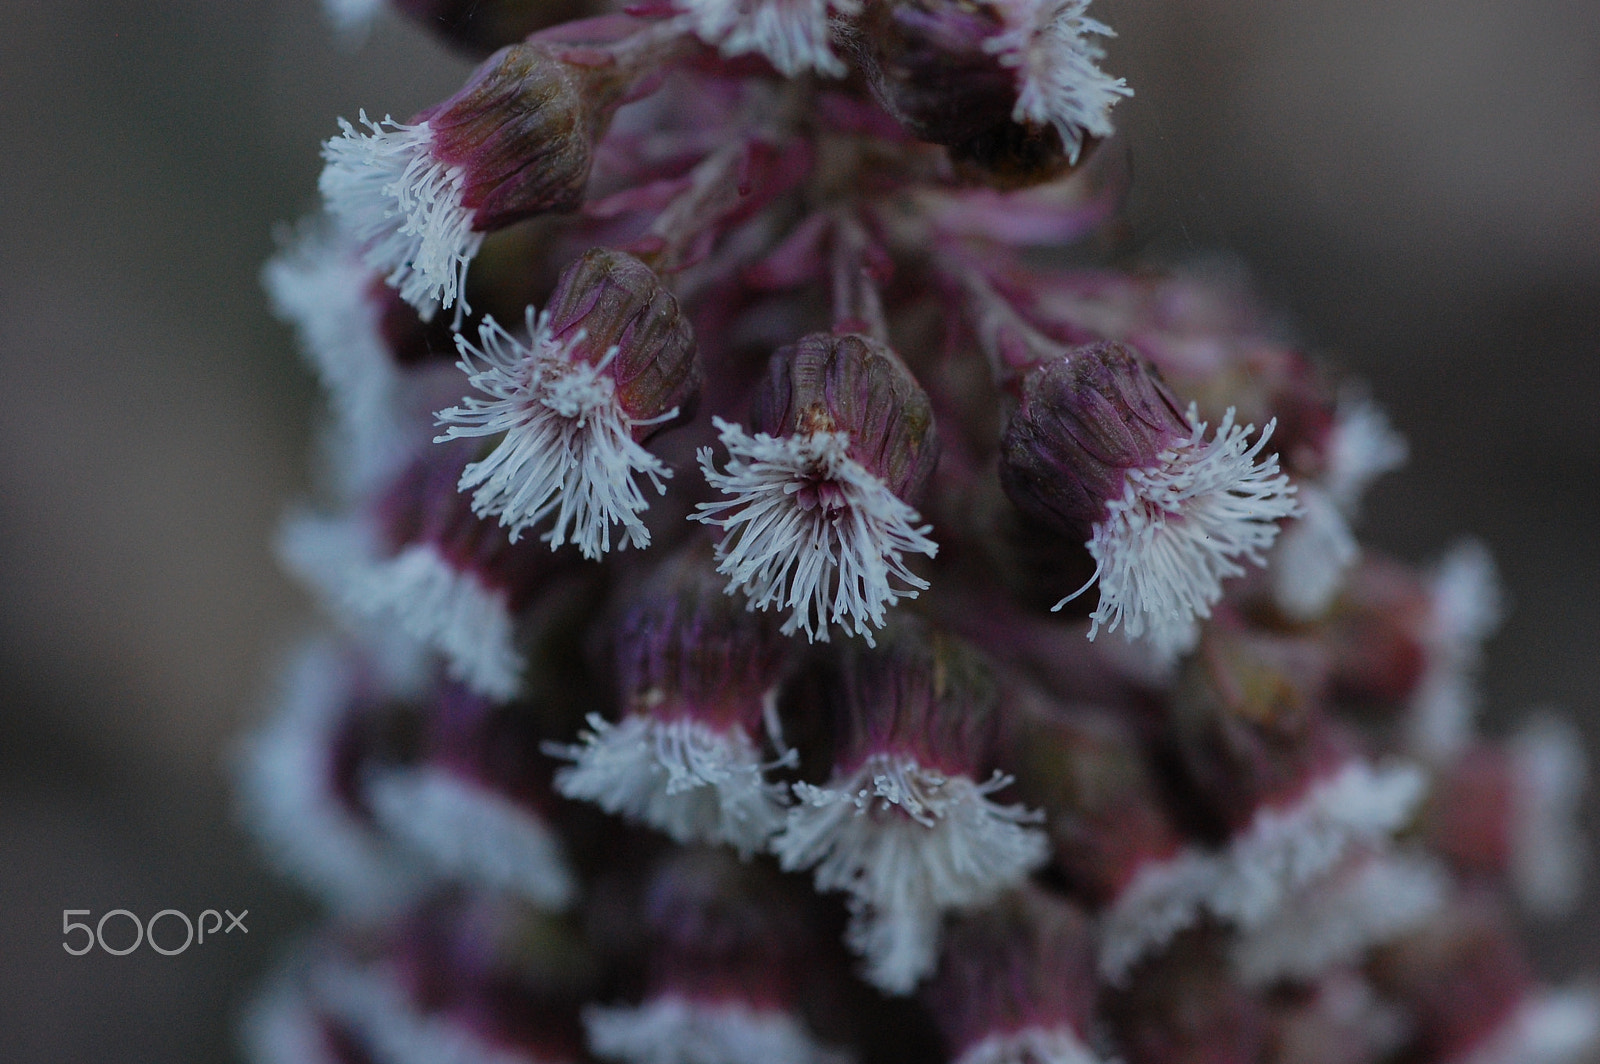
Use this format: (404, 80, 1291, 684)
(321, 25, 688, 313)
(435, 249, 701, 558)
(1001, 342, 1299, 656)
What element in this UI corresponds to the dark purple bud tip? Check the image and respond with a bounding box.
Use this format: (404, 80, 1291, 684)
(1001, 341, 1189, 538)
(753, 332, 940, 505)
(542, 247, 701, 430)
(423, 42, 614, 231)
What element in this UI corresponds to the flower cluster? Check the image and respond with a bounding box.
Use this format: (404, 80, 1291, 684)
(245, 5, 1593, 1064)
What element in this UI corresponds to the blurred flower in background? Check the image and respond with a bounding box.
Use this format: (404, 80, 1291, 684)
(1, 1, 1598, 1061)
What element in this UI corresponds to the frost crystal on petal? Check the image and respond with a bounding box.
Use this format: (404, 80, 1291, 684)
(1230, 850, 1446, 986)
(585, 997, 852, 1064)
(771, 754, 1047, 994)
(1076, 407, 1299, 658)
(675, 0, 860, 78)
(320, 112, 481, 316)
(981, 0, 1131, 164)
(551, 713, 791, 856)
(1205, 759, 1428, 929)
(436, 310, 673, 559)
(365, 764, 575, 909)
(693, 418, 937, 646)
(954, 1028, 1106, 1064)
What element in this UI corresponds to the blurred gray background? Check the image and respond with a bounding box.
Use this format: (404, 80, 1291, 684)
(0, 1, 1595, 1060)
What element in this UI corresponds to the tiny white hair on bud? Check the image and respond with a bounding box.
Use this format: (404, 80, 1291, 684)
(236, 641, 432, 916)
(772, 754, 1048, 994)
(981, 0, 1131, 164)
(1271, 485, 1359, 622)
(1230, 849, 1446, 986)
(1070, 407, 1300, 658)
(320, 112, 482, 316)
(241, 973, 345, 1064)
(317, 961, 548, 1064)
(436, 310, 673, 560)
(954, 1027, 1107, 1064)
(1406, 539, 1502, 762)
(1453, 990, 1600, 1064)
(1205, 759, 1428, 930)
(692, 418, 938, 647)
(674, 0, 861, 78)
(366, 764, 576, 909)
(1096, 847, 1220, 984)
(1509, 713, 1590, 918)
(584, 996, 853, 1064)
(551, 713, 791, 856)
(1324, 395, 1408, 515)
(263, 220, 415, 495)
(277, 511, 525, 701)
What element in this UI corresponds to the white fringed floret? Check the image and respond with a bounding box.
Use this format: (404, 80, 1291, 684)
(436, 310, 674, 559)
(1509, 714, 1590, 918)
(693, 418, 938, 646)
(584, 996, 852, 1064)
(1323, 396, 1408, 513)
(771, 755, 1048, 994)
(1072, 407, 1299, 658)
(1454, 990, 1600, 1064)
(551, 713, 791, 856)
(318, 962, 549, 1064)
(277, 512, 526, 701)
(981, 0, 1131, 164)
(675, 0, 860, 78)
(1230, 850, 1446, 986)
(264, 220, 412, 494)
(1271, 397, 1406, 621)
(366, 764, 576, 909)
(954, 1027, 1106, 1064)
(1096, 847, 1219, 984)
(1408, 539, 1502, 762)
(320, 112, 482, 316)
(236, 642, 430, 916)
(1204, 759, 1427, 930)
(242, 974, 345, 1064)
(1271, 485, 1359, 622)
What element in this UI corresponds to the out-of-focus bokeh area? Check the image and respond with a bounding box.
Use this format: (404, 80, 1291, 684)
(1, 1, 1595, 1059)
